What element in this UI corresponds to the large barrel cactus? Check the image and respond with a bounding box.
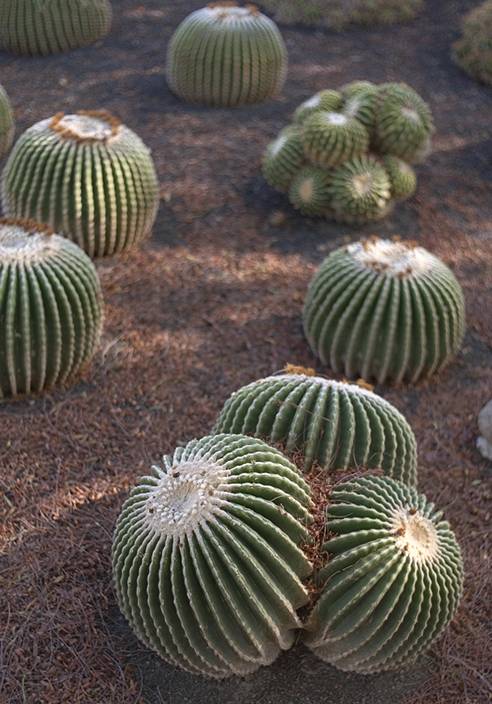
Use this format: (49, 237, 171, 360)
(303, 238, 466, 385)
(0, 217, 103, 399)
(0, 84, 14, 160)
(0, 0, 112, 56)
(262, 80, 434, 224)
(453, 0, 492, 86)
(1, 111, 159, 258)
(213, 371, 417, 485)
(112, 434, 313, 678)
(305, 475, 464, 674)
(166, 3, 287, 107)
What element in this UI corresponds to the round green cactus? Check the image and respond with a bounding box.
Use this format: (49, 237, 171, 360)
(341, 81, 378, 133)
(262, 126, 305, 192)
(303, 237, 466, 385)
(328, 155, 391, 223)
(374, 83, 434, 163)
(0, 84, 14, 160)
(453, 0, 492, 86)
(0, 217, 103, 399)
(1, 111, 159, 258)
(304, 475, 464, 674)
(112, 433, 313, 678)
(0, 0, 112, 56)
(382, 156, 417, 200)
(166, 3, 287, 107)
(302, 111, 369, 168)
(293, 90, 343, 125)
(213, 371, 417, 485)
(288, 166, 333, 217)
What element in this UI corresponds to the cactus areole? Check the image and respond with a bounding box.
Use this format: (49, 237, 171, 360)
(113, 433, 463, 678)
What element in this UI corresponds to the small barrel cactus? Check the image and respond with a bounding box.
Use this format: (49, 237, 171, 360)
(262, 80, 433, 223)
(112, 433, 313, 678)
(0, 217, 103, 398)
(304, 475, 464, 674)
(453, 0, 492, 86)
(213, 371, 417, 485)
(303, 237, 466, 385)
(0, 0, 112, 56)
(0, 84, 14, 160)
(1, 111, 159, 258)
(166, 3, 287, 107)
(373, 83, 434, 164)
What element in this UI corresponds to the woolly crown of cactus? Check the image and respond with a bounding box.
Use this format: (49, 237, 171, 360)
(113, 435, 464, 678)
(305, 475, 464, 673)
(213, 371, 417, 485)
(262, 80, 433, 224)
(0, 217, 103, 398)
(0, 0, 112, 56)
(453, 0, 492, 86)
(303, 237, 466, 385)
(167, 2, 287, 107)
(112, 433, 313, 678)
(0, 84, 15, 160)
(1, 111, 159, 258)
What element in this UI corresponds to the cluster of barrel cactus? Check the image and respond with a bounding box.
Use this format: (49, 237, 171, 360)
(303, 237, 466, 385)
(0, 0, 112, 56)
(113, 424, 464, 678)
(1, 111, 159, 258)
(167, 2, 287, 107)
(0, 217, 103, 398)
(453, 0, 492, 86)
(0, 84, 14, 160)
(260, 0, 423, 30)
(214, 371, 417, 484)
(263, 81, 434, 223)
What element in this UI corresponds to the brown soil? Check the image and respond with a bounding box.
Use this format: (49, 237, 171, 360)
(0, 1, 491, 703)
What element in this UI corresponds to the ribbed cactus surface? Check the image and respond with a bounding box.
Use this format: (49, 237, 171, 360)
(1, 111, 159, 258)
(303, 238, 466, 385)
(0, 217, 103, 398)
(305, 475, 464, 673)
(0, 84, 14, 160)
(454, 0, 492, 86)
(0, 0, 112, 56)
(263, 80, 433, 223)
(112, 433, 313, 678)
(213, 373, 417, 485)
(166, 3, 287, 107)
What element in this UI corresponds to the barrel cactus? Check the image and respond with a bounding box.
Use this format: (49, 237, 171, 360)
(0, 84, 14, 160)
(166, 3, 287, 107)
(304, 475, 464, 674)
(1, 111, 159, 258)
(453, 0, 492, 86)
(213, 371, 417, 485)
(303, 237, 466, 385)
(262, 80, 433, 223)
(112, 433, 313, 678)
(0, 0, 112, 56)
(0, 217, 103, 399)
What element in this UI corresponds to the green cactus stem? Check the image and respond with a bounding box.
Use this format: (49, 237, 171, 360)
(302, 111, 369, 168)
(293, 90, 343, 125)
(262, 126, 305, 192)
(382, 155, 417, 200)
(328, 155, 391, 223)
(0, 84, 14, 160)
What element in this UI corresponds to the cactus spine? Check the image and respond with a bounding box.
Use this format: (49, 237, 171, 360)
(112, 434, 313, 678)
(305, 475, 464, 674)
(303, 238, 466, 385)
(0, 84, 14, 160)
(1, 111, 159, 258)
(262, 126, 305, 192)
(166, 3, 287, 107)
(213, 372, 417, 485)
(0, 0, 112, 56)
(0, 217, 103, 398)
